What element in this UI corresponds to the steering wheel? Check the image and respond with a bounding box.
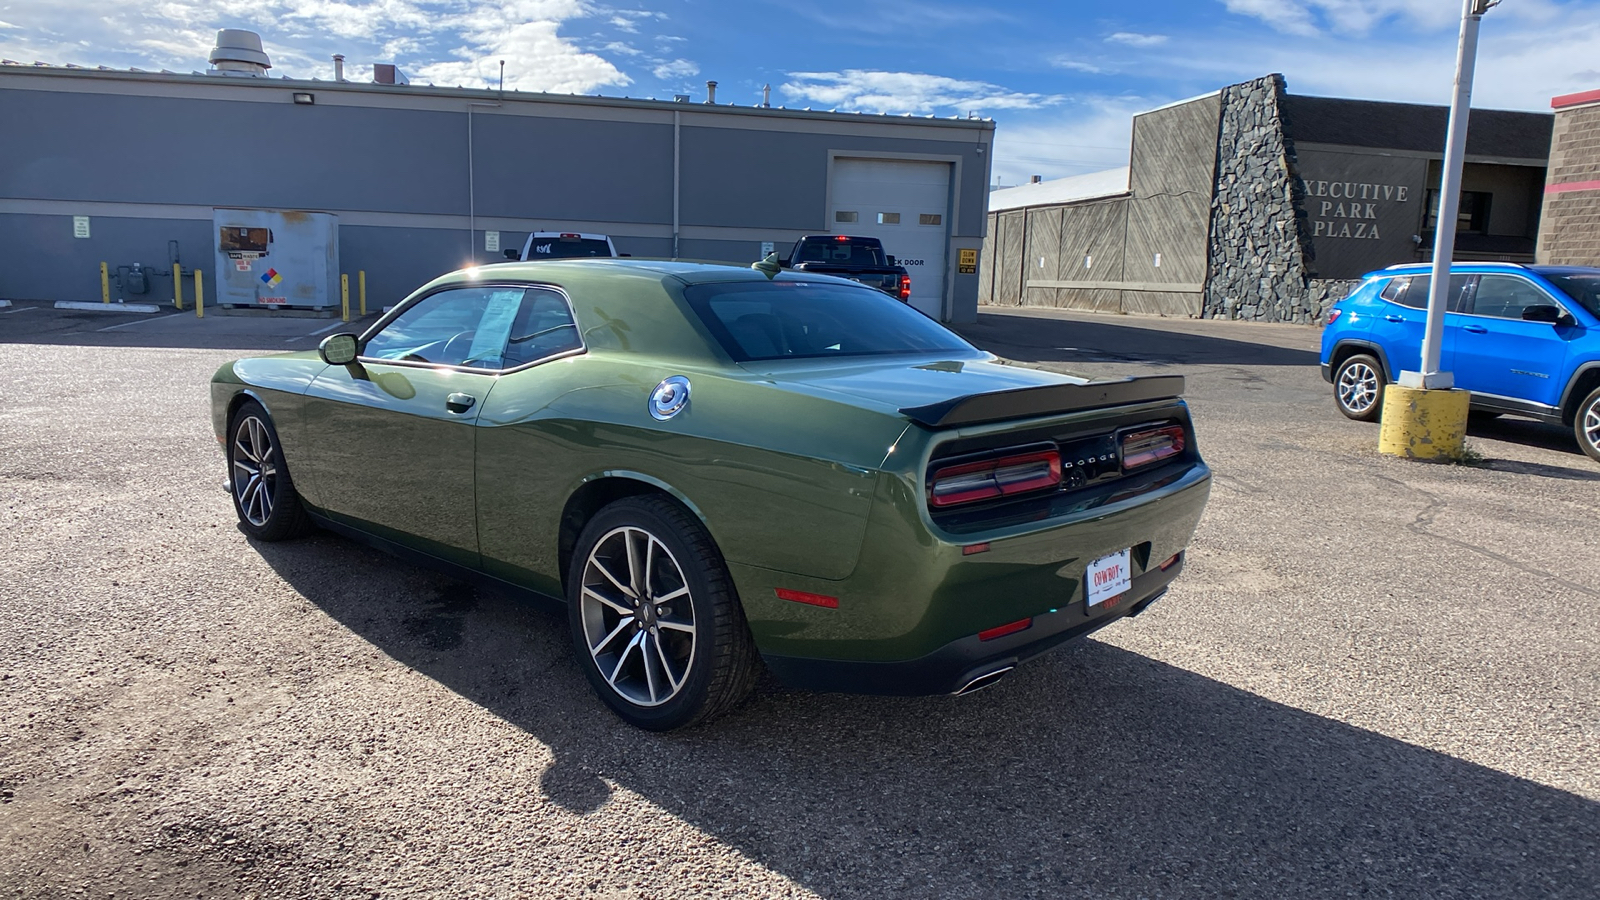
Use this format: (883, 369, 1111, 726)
(440, 330, 477, 365)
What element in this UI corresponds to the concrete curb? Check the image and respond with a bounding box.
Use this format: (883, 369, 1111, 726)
(54, 300, 161, 313)
(0, 299, 12, 308)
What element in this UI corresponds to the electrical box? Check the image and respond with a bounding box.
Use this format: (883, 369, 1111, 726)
(214, 209, 339, 309)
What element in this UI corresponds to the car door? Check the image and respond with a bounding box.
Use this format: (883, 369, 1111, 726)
(1452, 273, 1574, 408)
(1366, 274, 1470, 377)
(303, 284, 530, 567)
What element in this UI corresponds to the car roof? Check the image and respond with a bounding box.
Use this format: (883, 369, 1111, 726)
(527, 231, 611, 240)
(439, 257, 845, 287)
(1362, 262, 1600, 281)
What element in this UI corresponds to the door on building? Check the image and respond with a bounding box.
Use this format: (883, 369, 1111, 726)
(830, 158, 952, 319)
(301, 284, 528, 567)
(1452, 273, 1575, 408)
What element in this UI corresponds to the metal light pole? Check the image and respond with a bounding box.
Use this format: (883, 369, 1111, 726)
(1407, 0, 1500, 391)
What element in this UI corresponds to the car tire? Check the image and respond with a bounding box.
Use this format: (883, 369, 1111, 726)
(567, 495, 760, 731)
(1334, 353, 1385, 422)
(1576, 386, 1600, 463)
(227, 399, 315, 542)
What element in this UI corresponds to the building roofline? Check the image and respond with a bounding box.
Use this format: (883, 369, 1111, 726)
(0, 62, 995, 131)
(1552, 87, 1600, 110)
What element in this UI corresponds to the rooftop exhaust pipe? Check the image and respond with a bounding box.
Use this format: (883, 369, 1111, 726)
(1030, 175, 1043, 184)
(208, 29, 271, 77)
(705, 80, 717, 104)
(332, 54, 345, 82)
(762, 83, 771, 108)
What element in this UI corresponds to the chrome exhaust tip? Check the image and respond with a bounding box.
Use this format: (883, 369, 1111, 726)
(953, 664, 1015, 696)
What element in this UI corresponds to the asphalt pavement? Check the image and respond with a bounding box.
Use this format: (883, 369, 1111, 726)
(1, 303, 1596, 898)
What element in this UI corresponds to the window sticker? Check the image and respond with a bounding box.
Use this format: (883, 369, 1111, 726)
(466, 289, 526, 363)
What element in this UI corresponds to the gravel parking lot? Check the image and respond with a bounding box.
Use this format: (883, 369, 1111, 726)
(2, 300, 1597, 899)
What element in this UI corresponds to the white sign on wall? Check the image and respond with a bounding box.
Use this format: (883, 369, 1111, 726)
(72, 216, 90, 239)
(761, 241, 775, 256)
(484, 230, 501, 253)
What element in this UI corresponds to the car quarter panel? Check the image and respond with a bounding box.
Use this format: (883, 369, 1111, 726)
(730, 399, 1211, 663)
(473, 355, 911, 596)
(210, 353, 329, 507)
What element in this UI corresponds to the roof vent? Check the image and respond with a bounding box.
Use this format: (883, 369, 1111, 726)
(373, 63, 409, 85)
(1030, 175, 1043, 184)
(208, 29, 271, 77)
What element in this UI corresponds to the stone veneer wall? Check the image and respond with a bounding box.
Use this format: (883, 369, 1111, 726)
(1536, 95, 1600, 265)
(1203, 75, 1333, 324)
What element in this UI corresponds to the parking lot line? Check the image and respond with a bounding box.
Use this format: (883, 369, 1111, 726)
(96, 312, 184, 332)
(0, 305, 38, 314)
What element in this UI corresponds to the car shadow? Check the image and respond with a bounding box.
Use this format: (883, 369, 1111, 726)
(952, 312, 1322, 368)
(1467, 414, 1599, 472)
(254, 534, 1599, 898)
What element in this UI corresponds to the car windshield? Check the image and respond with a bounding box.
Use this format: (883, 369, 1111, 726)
(683, 280, 973, 362)
(794, 239, 887, 267)
(526, 237, 611, 259)
(1535, 270, 1600, 317)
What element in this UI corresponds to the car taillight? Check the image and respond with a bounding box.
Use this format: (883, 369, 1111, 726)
(899, 275, 911, 301)
(1120, 425, 1185, 470)
(1327, 306, 1343, 324)
(929, 448, 1061, 508)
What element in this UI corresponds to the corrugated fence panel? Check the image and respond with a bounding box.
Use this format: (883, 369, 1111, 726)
(1053, 199, 1129, 311)
(978, 212, 999, 305)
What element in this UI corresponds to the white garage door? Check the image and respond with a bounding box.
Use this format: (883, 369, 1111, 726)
(830, 158, 952, 318)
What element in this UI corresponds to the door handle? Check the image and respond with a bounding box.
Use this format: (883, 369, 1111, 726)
(1385, 314, 1405, 323)
(1464, 325, 1488, 334)
(445, 392, 476, 414)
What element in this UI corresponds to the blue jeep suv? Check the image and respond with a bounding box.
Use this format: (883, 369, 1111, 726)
(1319, 263, 1600, 462)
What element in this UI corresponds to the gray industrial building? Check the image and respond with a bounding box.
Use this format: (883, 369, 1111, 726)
(981, 74, 1553, 324)
(0, 32, 995, 322)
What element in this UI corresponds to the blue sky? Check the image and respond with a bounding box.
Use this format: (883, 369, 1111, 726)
(3, 1, 1598, 185)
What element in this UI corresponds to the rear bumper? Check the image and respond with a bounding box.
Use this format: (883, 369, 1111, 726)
(762, 554, 1185, 695)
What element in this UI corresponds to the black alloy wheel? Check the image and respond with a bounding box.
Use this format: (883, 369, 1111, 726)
(567, 495, 760, 731)
(228, 400, 315, 541)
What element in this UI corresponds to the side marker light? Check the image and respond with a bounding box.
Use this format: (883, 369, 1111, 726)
(962, 543, 991, 556)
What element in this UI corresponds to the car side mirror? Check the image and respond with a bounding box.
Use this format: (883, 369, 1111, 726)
(1521, 304, 1562, 324)
(503, 248, 521, 260)
(319, 333, 360, 366)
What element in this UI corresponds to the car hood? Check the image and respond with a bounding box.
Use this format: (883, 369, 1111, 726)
(736, 354, 1090, 416)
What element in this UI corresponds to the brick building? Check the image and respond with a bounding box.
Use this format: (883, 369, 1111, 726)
(1537, 88, 1600, 265)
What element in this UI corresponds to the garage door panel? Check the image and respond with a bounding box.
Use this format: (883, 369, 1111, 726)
(832, 158, 951, 318)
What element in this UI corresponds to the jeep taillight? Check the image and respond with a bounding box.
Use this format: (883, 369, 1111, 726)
(928, 448, 1061, 508)
(899, 275, 911, 301)
(1120, 425, 1185, 470)
(1327, 306, 1343, 324)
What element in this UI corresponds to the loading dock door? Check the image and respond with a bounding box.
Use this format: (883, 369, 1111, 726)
(830, 158, 951, 319)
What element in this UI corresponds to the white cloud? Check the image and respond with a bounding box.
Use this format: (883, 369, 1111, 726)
(1105, 32, 1167, 46)
(0, 20, 20, 30)
(650, 58, 697, 80)
(0, 0, 630, 93)
(1219, 0, 1571, 37)
(782, 70, 1064, 115)
(1051, 57, 1105, 74)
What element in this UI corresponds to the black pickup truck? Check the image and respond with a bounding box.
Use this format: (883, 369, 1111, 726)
(785, 235, 910, 302)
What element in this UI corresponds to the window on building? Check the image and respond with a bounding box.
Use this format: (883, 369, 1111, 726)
(877, 212, 901, 225)
(1423, 190, 1492, 234)
(835, 211, 858, 223)
(918, 213, 942, 226)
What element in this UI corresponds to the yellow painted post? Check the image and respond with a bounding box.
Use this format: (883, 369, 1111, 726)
(341, 274, 350, 323)
(100, 262, 110, 303)
(172, 263, 184, 311)
(195, 268, 204, 319)
(1378, 385, 1471, 460)
(359, 270, 367, 316)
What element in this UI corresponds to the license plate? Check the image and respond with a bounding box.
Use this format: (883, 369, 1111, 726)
(1086, 548, 1131, 608)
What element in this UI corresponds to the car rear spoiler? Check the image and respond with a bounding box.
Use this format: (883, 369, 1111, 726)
(899, 375, 1186, 428)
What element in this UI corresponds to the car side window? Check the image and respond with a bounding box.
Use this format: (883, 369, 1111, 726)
(1469, 275, 1558, 321)
(1381, 275, 1472, 311)
(500, 288, 583, 369)
(362, 286, 527, 369)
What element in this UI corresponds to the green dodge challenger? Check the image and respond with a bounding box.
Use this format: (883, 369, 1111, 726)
(211, 259, 1211, 730)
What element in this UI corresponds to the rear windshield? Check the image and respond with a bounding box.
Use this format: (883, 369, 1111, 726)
(1536, 270, 1600, 317)
(683, 281, 973, 362)
(793, 239, 887, 267)
(526, 237, 612, 259)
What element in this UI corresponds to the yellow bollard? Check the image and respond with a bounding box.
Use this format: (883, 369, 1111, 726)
(173, 263, 184, 311)
(1378, 385, 1471, 460)
(341, 274, 350, 323)
(101, 262, 110, 303)
(195, 268, 204, 319)
(359, 270, 367, 317)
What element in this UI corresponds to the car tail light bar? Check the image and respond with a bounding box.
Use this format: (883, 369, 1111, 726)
(899, 275, 911, 301)
(1120, 425, 1185, 471)
(928, 446, 1061, 508)
(1326, 306, 1343, 324)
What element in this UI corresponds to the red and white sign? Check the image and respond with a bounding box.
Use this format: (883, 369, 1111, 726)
(1086, 548, 1131, 607)
(259, 296, 287, 305)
